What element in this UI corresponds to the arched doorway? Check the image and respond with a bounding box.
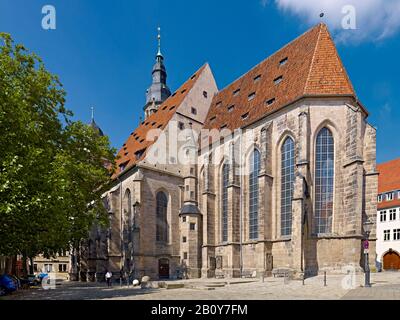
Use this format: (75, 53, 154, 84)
(159, 258, 170, 279)
(383, 251, 400, 270)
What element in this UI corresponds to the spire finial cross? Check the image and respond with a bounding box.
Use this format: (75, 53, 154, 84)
(157, 26, 162, 57)
(91, 106, 94, 121)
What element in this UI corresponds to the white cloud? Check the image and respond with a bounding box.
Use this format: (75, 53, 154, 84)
(273, 0, 400, 43)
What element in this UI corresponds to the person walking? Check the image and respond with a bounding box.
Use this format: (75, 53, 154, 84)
(105, 271, 112, 287)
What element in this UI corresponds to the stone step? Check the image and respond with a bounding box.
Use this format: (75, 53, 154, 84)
(165, 283, 185, 290)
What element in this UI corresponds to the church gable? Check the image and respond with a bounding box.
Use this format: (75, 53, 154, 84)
(113, 64, 210, 178)
(203, 23, 357, 132)
(304, 24, 355, 96)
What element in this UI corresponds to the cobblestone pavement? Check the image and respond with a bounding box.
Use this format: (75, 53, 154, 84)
(2, 272, 400, 300)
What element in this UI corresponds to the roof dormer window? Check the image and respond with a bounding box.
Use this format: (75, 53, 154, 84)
(279, 57, 288, 66)
(248, 92, 256, 101)
(241, 112, 249, 120)
(233, 89, 240, 96)
(266, 98, 276, 106)
(274, 76, 283, 85)
(228, 105, 235, 112)
(254, 74, 261, 82)
(135, 148, 146, 160)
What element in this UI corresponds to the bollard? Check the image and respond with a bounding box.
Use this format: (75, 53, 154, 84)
(324, 271, 327, 287)
(302, 277, 305, 286)
(284, 274, 289, 285)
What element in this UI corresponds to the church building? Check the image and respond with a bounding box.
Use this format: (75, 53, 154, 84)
(74, 23, 378, 281)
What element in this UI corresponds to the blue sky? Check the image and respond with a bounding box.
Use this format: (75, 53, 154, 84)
(0, 0, 399, 163)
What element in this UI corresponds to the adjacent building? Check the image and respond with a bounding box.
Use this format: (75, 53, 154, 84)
(376, 158, 400, 270)
(33, 252, 70, 280)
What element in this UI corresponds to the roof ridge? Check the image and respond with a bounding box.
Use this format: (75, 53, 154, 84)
(216, 23, 323, 93)
(303, 24, 323, 95)
(303, 24, 356, 97)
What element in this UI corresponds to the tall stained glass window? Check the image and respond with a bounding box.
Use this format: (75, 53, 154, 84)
(314, 128, 334, 234)
(281, 137, 295, 236)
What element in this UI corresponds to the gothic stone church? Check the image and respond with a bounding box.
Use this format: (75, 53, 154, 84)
(75, 24, 378, 281)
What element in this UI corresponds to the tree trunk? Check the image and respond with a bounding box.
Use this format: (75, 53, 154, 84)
(29, 257, 34, 274)
(11, 255, 17, 275)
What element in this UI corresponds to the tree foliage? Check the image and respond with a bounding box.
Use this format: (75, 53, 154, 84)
(0, 33, 116, 261)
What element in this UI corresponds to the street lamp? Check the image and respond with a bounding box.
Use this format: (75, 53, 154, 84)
(363, 219, 373, 288)
(131, 201, 141, 282)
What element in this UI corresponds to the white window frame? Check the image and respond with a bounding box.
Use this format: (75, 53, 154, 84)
(384, 230, 391, 241)
(387, 192, 394, 201)
(44, 264, 53, 273)
(377, 194, 383, 202)
(380, 210, 387, 222)
(389, 209, 397, 221)
(394, 229, 400, 241)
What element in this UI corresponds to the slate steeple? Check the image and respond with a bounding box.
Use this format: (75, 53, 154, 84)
(144, 27, 171, 119)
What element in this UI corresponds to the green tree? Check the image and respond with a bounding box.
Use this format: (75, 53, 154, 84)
(0, 33, 115, 275)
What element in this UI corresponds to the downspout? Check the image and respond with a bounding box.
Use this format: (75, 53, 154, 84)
(118, 177, 123, 272)
(239, 129, 243, 277)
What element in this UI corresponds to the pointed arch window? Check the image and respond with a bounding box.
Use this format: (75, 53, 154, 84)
(222, 163, 229, 242)
(249, 149, 261, 240)
(281, 137, 295, 236)
(156, 192, 168, 242)
(314, 128, 334, 234)
(123, 189, 132, 242)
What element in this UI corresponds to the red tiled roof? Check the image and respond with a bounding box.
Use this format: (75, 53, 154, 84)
(377, 158, 400, 210)
(203, 23, 356, 131)
(378, 199, 400, 210)
(378, 158, 400, 193)
(113, 64, 208, 179)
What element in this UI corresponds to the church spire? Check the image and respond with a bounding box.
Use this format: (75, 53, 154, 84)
(89, 107, 104, 136)
(144, 27, 171, 119)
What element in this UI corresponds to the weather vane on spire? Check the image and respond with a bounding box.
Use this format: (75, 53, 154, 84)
(91, 106, 94, 122)
(157, 26, 162, 57)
